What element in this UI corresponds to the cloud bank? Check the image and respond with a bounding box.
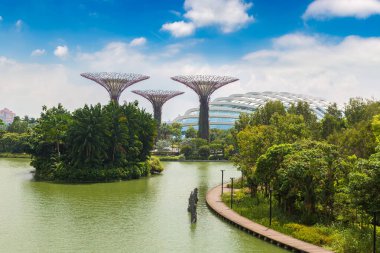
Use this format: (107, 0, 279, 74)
(303, 0, 380, 20)
(1, 34, 380, 121)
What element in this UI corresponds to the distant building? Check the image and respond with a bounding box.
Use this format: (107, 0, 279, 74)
(0, 108, 16, 124)
(174, 91, 330, 131)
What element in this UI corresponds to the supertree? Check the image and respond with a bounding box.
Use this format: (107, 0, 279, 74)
(171, 75, 238, 140)
(132, 90, 184, 125)
(80, 72, 150, 103)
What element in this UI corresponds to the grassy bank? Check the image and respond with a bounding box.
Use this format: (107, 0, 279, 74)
(222, 189, 379, 253)
(0, 153, 30, 159)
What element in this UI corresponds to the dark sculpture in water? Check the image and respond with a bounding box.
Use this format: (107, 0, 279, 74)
(171, 75, 238, 140)
(188, 188, 199, 223)
(80, 72, 150, 104)
(132, 90, 184, 125)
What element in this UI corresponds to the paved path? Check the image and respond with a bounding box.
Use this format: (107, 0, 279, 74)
(206, 184, 334, 253)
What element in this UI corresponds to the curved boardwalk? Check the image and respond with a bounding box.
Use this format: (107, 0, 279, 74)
(206, 184, 334, 253)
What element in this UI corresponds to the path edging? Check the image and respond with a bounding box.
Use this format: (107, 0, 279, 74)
(205, 184, 334, 253)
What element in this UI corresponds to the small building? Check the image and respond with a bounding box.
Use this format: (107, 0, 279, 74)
(0, 108, 16, 124)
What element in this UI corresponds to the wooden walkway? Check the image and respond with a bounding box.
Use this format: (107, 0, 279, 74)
(206, 184, 334, 253)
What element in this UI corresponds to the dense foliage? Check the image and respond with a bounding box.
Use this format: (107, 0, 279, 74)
(154, 121, 234, 160)
(30, 102, 158, 182)
(231, 98, 380, 252)
(0, 116, 34, 154)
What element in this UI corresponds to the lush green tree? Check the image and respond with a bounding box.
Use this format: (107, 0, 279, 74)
(288, 101, 317, 126)
(198, 145, 210, 160)
(121, 101, 156, 162)
(180, 145, 193, 159)
(0, 132, 31, 153)
(270, 113, 310, 143)
(158, 123, 171, 140)
(344, 98, 380, 127)
(329, 121, 377, 159)
(185, 126, 197, 138)
(32, 104, 72, 157)
(66, 104, 109, 168)
(256, 143, 294, 191)
(321, 103, 346, 139)
(170, 122, 182, 143)
(371, 114, 380, 143)
(234, 113, 251, 133)
(105, 102, 129, 164)
(233, 125, 278, 175)
(275, 142, 341, 220)
(7, 116, 29, 133)
(349, 158, 380, 215)
(251, 100, 287, 126)
(288, 101, 321, 139)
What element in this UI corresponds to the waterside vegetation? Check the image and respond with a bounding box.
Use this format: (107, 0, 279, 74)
(228, 98, 380, 253)
(30, 101, 160, 182)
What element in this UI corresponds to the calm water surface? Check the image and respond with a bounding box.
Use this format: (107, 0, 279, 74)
(0, 159, 287, 253)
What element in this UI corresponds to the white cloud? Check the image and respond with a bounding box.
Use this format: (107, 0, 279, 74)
(15, 19, 23, 31)
(129, 37, 147, 47)
(54, 45, 69, 59)
(272, 33, 322, 49)
(0, 16, 3, 22)
(162, 0, 253, 37)
(31, 49, 46, 57)
(161, 21, 195, 37)
(184, 0, 254, 33)
(2, 34, 380, 121)
(303, 0, 380, 20)
(241, 34, 380, 105)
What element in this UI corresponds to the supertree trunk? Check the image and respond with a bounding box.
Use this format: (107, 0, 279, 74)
(153, 105, 162, 126)
(132, 90, 184, 126)
(198, 96, 209, 140)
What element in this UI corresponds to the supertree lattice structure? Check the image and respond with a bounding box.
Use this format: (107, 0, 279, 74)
(132, 90, 184, 125)
(80, 72, 150, 103)
(171, 75, 238, 140)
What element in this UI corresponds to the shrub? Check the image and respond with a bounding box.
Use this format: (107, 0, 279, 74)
(284, 223, 333, 246)
(180, 145, 193, 159)
(148, 156, 164, 174)
(198, 145, 210, 160)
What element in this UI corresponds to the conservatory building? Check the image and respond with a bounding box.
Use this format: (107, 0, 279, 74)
(174, 91, 330, 131)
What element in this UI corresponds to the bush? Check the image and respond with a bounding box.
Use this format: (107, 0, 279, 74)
(148, 156, 164, 174)
(285, 223, 333, 246)
(178, 154, 185, 161)
(198, 145, 210, 160)
(156, 155, 179, 161)
(180, 145, 193, 159)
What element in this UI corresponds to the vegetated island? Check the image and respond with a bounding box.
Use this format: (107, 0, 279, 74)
(30, 101, 163, 183)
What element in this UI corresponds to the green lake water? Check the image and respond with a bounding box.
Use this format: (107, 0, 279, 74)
(0, 159, 287, 253)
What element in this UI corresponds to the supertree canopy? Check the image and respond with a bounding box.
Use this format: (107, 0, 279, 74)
(171, 75, 238, 140)
(80, 72, 150, 103)
(132, 90, 184, 125)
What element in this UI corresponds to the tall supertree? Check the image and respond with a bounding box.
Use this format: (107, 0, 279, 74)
(132, 90, 184, 125)
(80, 72, 150, 103)
(171, 75, 238, 140)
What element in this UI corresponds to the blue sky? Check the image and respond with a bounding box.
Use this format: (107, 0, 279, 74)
(1, 0, 380, 119)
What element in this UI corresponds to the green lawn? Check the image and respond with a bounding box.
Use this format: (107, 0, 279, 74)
(0, 153, 30, 158)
